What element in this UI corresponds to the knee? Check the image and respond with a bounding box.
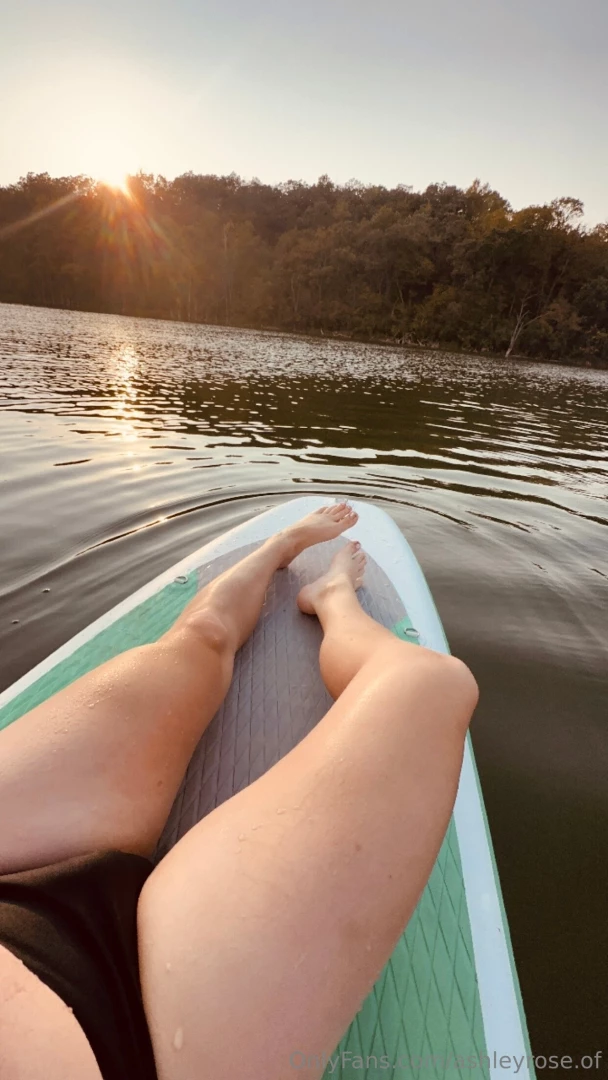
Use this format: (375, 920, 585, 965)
(443, 653, 478, 712)
(178, 607, 234, 656)
(426, 652, 479, 727)
(389, 646, 478, 731)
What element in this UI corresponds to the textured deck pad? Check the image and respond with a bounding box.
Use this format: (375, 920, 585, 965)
(156, 539, 404, 857)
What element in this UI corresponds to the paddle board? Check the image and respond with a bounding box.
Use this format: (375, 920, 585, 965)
(0, 496, 534, 1079)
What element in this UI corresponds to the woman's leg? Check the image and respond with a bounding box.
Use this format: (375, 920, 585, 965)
(0, 504, 358, 874)
(137, 545, 479, 1080)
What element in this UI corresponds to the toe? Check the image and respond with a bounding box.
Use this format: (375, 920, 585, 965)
(336, 504, 355, 522)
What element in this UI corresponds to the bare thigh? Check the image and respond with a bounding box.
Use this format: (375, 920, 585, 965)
(138, 645, 477, 1080)
(0, 943, 103, 1080)
(0, 619, 232, 874)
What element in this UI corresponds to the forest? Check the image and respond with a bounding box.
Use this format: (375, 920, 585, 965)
(0, 171, 607, 365)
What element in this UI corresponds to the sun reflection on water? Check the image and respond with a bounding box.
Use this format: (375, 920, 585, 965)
(111, 344, 140, 443)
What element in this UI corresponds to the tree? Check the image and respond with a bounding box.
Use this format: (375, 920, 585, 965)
(0, 172, 606, 366)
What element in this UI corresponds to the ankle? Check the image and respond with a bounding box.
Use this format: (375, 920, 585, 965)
(264, 532, 297, 568)
(313, 573, 356, 608)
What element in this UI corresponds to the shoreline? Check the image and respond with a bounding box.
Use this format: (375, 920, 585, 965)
(1, 298, 606, 371)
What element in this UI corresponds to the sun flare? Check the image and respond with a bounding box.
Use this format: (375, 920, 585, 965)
(99, 169, 131, 196)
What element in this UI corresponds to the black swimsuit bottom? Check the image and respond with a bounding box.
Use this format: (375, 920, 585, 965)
(0, 851, 158, 1080)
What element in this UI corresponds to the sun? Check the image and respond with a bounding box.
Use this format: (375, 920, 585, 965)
(99, 169, 131, 196)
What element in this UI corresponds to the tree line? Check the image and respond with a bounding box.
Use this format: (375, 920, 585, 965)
(1, 171, 607, 365)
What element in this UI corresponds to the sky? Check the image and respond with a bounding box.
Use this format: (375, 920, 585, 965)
(2, 0, 607, 222)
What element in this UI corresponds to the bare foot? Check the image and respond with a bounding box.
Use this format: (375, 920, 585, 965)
(297, 541, 367, 614)
(277, 502, 358, 567)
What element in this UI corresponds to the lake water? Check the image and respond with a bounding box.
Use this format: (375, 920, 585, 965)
(1, 302, 607, 1062)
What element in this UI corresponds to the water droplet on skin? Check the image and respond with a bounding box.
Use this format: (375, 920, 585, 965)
(238, 833, 246, 841)
(276, 808, 286, 815)
(251, 824, 262, 831)
(173, 1027, 184, 1051)
(166, 962, 172, 972)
